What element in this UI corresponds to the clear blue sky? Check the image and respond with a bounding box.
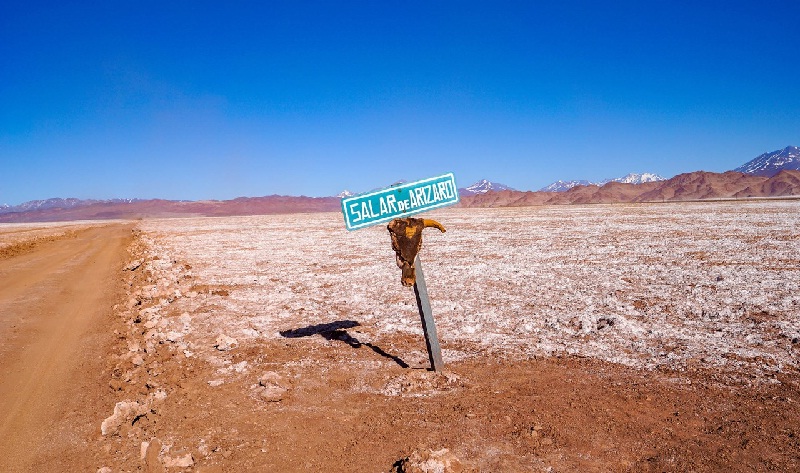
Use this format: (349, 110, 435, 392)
(2, 1, 798, 205)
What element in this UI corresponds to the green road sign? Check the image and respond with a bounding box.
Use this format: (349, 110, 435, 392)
(341, 173, 459, 231)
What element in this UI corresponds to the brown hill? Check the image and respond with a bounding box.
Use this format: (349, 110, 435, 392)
(733, 170, 800, 198)
(633, 171, 765, 202)
(459, 170, 800, 208)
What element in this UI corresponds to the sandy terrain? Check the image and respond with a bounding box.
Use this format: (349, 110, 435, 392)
(1, 201, 798, 471)
(0, 221, 109, 258)
(0, 224, 133, 472)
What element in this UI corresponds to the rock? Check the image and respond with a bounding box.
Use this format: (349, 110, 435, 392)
(165, 331, 183, 342)
(241, 328, 260, 338)
(132, 354, 145, 366)
(101, 401, 148, 436)
(259, 371, 282, 386)
(391, 448, 464, 473)
(126, 260, 142, 271)
(140, 307, 159, 319)
(101, 392, 164, 436)
(163, 452, 194, 468)
(256, 372, 288, 402)
(256, 384, 287, 402)
(149, 389, 168, 405)
(97, 467, 112, 473)
(214, 334, 238, 351)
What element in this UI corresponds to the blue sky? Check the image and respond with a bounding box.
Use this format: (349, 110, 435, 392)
(2, 1, 798, 205)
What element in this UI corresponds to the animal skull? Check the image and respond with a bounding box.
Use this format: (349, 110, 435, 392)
(387, 217, 446, 287)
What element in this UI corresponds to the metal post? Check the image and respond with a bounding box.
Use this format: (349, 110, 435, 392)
(413, 256, 444, 372)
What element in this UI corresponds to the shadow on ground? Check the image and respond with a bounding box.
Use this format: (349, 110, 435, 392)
(280, 320, 409, 368)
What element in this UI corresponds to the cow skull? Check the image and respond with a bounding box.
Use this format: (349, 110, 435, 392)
(387, 217, 446, 287)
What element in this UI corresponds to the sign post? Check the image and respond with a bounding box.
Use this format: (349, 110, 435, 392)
(341, 173, 458, 372)
(412, 256, 444, 372)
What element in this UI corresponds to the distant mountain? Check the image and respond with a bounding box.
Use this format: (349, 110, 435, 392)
(459, 179, 516, 196)
(540, 173, 666, 192)
(336, 190, 355, 198)
(605, 172, 666, 184)
(539, 180, 593, 192)
(733, 146, 800, 177)
(0, 197, 141, 215)
(3, 197, 89, 213)
(0, 195, 341, 223)
(460, 170, 800, 208)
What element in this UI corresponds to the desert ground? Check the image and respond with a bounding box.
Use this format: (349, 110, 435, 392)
(1, 201, 798, 472)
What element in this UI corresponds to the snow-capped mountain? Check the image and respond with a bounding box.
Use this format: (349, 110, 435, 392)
(0, 198, 89, 214)
(540, 173, 666, 192)
(459, 179, 516, 195)
(539, 180, 593, 192)
(733, 146, 800, 177)
(336, 190, 355, 198)
(605, 172, 666, 184)
(0, 197, 140, 214)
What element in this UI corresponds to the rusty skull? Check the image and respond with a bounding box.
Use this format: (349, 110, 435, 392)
(387, 217, 446, 287)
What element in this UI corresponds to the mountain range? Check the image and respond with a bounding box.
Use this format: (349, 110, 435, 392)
(733, 146, 800, 176)
(0, 196, 342, 223)
(1, 197, 142, 214)
(458, 179, 516, 195)
(2, 146, 798, 223)
(540, 173, 666, 192)
(459, 170, 800, 208)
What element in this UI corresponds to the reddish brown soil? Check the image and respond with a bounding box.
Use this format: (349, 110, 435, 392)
(0, 225, 133, 472)
(99, 341, 800, 472)
(0, 225, 798, 472)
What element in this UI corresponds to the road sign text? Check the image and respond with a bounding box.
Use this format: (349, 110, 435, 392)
(341, 173, 459, 230)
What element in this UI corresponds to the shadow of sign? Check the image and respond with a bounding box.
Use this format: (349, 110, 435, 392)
(280, 320, 408, 368)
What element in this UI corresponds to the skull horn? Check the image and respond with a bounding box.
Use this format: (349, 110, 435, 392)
(422, 219, 446, 233)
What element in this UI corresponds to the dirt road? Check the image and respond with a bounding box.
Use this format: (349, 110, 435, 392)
(0, 224, 132, 472)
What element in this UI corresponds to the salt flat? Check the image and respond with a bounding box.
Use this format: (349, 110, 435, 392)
(136, 200, 800, 382)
